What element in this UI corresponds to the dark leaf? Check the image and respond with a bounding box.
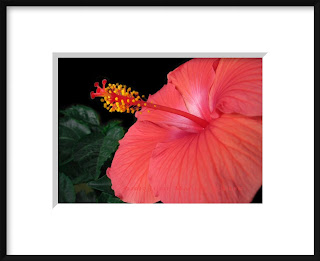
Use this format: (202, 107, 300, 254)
(98, 192, 124, 203)
(74, 183, 97, 203)
(73, 123, 124, 180)
(59, 161, 92, 185)
(87, 175, 114, 195)
(59, 117, 91, 165)
(60, 105, 100, 126)
(103, 120, 122, 134)
(59, 172, 76, 203)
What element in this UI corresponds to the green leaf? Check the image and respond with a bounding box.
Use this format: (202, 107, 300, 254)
(59, 172, 76, 203)
(72, 123, 124, 180)
(59, 117, 91, 165)
(98, 192, 124, 203)
(87, 175, 114, 195)
(60, 105, 100, 126)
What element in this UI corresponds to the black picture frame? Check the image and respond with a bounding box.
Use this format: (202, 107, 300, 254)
(0, 1, 318, 260)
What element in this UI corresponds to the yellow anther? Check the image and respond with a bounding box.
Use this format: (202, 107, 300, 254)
(139, 112, 142, 114)
(147, 110, 150, 113)
(154, 105, 157, 107)
(93, 80, 152, 116)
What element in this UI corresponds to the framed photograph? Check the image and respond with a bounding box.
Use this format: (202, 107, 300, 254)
(55, 54, 263, 205)
(1, 0, 318, 258)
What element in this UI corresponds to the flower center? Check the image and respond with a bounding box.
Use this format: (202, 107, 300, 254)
(90, 79, 208, 128)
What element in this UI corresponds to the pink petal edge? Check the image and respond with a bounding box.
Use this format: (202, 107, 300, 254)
(107, 121, 184, 203)
(167, 58, 219, 122)
(209, 58, 262, 117)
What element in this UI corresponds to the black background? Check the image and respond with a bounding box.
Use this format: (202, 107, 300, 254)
(58, 58, 191, 129)
(58, 58, 262, 203)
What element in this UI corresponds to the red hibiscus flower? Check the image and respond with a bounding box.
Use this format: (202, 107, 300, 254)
(90, 58, 262, 203)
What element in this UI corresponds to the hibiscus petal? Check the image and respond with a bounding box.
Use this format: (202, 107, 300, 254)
(148, 114, 262, 203)
(136, 83, 203, 132)
(107, 121, 183, 203)
(167, 58, 219, 122)
(210, 58, 262, 117)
